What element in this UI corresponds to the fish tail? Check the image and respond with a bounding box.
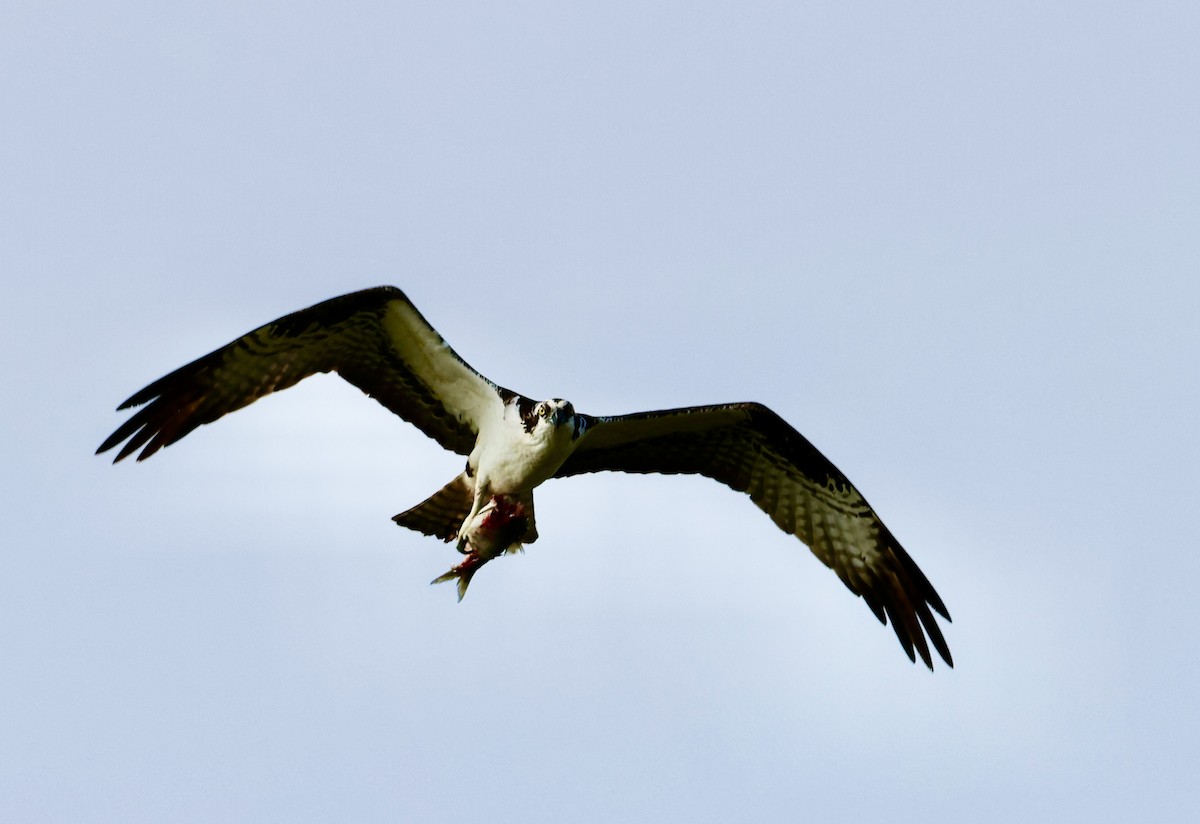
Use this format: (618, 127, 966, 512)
(431, 556, 482, 601)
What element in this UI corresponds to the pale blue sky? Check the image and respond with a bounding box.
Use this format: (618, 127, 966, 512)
(3, 2, 1198, 821)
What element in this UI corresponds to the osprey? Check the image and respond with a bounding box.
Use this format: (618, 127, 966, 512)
(97, 286, 952, 669)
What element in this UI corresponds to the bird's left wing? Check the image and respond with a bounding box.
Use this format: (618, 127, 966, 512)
(556, 402, 952, 669)
(97, 286, 507, 462)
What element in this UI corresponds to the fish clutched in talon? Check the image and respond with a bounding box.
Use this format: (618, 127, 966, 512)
(430, 495, 532, 600)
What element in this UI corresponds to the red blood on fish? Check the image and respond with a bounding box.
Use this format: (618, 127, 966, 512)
(478, 495, 528, 548)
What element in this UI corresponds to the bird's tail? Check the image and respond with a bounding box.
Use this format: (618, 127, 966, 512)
(393, 473, 473, 541)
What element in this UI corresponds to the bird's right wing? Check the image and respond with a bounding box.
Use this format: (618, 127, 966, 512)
(97, 286, 509, 462)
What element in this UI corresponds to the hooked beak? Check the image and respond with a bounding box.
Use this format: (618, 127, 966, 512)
(548, 401, 575, 427)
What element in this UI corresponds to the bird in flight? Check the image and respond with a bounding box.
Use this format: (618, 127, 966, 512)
(98, 286, 952, 669)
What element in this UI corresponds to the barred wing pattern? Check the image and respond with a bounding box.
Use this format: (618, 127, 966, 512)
(97, 286, 505, 462)
(557, 403, 952, 669)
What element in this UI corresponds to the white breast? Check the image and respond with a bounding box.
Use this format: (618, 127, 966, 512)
(470, 402, 578, 494)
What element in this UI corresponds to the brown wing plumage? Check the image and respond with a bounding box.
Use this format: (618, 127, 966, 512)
(556, 402, 952, 669)
(97, 286, 506, 463)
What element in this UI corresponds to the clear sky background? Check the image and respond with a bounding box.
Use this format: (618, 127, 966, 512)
(3, 2, 1198, 821)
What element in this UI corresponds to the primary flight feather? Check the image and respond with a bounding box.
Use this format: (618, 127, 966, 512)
(98, 286, 952, 669)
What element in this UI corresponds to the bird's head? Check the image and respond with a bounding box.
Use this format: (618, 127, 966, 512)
(518, 397, 582, 438)
(538, 398, 575, 427)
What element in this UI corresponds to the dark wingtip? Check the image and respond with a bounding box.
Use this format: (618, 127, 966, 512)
(877, 531, 954, 668)
(95, 430, 129, 462)
(99, 387, 161, 461)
